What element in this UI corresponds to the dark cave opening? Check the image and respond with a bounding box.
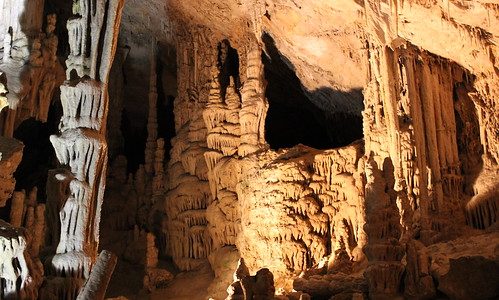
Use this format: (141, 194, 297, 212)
(217, 39, 241, 99)
(43, 0, 72, 57)
(262, 33, 364, 150)
(156, 60, 176, 162)
(12, 100, 62, 202)
(121, 108, 146, 173)
(122, 50, 177, 173)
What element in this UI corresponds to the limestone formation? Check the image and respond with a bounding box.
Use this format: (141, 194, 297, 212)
(0, 136, 23, 207)
(226, 258, 275, 300)
(0, 73, 7, 112)
(0, 5, 64, 137)
(0, 0, 498, 299)
(164, 27, 216, 271)
(0, 220, 32, 299)
(76, 250, 117, 300)
(43, 0, 124, 297)
(153, 1, 499, 296)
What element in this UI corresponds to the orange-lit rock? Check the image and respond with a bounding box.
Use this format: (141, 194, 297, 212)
(0, 0, 498, 299)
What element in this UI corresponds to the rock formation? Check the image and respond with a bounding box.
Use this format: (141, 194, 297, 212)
(0, 2, 65, 137)
(43, 0, 124, 298)
(0, 220, 33, 299)
(158, 0, 499, 298)
(0, 0, 498, 299)
(0, 139, 45, 299)
(0, 73, 7, 112)
(226, 258, 275, 300)
(0, 136, 23, 207)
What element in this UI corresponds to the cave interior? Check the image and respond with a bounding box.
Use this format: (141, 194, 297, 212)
(0, 0, 498, 299)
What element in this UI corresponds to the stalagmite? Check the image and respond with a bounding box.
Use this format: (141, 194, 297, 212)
(9, 191, 25, 227)
(238, 44, 268, 157)
(164, 27, 217, 271)
(76, 250, 117, 300)
(153, 138, 166, 196)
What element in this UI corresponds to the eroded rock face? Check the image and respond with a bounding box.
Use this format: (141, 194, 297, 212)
(155, 0, 499, 298)
(0, 2, 65, 137)
(0, 136, 23, 207)
(426, 232, 499, 300)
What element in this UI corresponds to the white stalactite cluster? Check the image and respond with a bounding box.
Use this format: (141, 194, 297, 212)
(0, 138, 43, 299)
(0, 221, 30, 299)
(0, 0, 44, 65)
(43, 0, 124, 298)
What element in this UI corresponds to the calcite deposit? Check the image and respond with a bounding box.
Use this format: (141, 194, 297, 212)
(0, 1, 65, 137)
(0, 0, 498, 299)
(43, 0, 124, 298)
(0, 136, 23, 207)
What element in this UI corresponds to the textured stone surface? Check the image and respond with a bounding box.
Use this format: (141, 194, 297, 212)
(426, 232, 499, 300)
(0, 0, 498, 299)
(0, 136, 23, 207)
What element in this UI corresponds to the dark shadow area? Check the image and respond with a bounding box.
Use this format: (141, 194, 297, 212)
(262, 32, 363, 150)
(157, 94, 176, 159)
(453, 81, 482, 196)
(218, 40, 241, 99)
(157, 58, 176, 162)
(43, 0, 72, 57)
(121, 108, 146, 173)
(121, 49, 177, 173)
(13, 100, 62, 201)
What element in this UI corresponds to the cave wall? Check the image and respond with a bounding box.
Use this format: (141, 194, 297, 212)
(160, 0, 499, 297)
(0, 0, 497, 299)
(163, 15, 365, 292)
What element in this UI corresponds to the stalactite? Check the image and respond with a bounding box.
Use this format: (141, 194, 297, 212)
(0, 221, 30, 299)
(238, 43, 268, 157)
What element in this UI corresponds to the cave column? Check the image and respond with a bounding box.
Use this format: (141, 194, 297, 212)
(164, 28, 215, 271)
(44, 0, 124, 297)
(238, 43, 268, 157)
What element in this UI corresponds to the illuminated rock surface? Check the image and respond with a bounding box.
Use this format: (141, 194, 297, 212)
(0, 0, 498, 299)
